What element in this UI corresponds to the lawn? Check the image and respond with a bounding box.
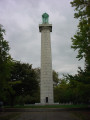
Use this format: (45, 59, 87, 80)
(5, 104, 89, 108)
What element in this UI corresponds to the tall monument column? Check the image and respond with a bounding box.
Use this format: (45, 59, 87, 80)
(39, 13, 54, 104)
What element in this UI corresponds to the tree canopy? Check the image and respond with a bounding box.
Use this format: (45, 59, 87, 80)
(0, 24, 12, 102)
(0, 0, 90, 105)
(70, 0, 90, 67)
(54, 0, 90, 104)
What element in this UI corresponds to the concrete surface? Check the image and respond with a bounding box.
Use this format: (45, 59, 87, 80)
(15, 111, 79, 120)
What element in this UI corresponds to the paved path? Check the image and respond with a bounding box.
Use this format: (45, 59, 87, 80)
(16, 111, 79, 120)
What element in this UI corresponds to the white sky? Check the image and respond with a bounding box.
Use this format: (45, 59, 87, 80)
(0, 0, 84, 77)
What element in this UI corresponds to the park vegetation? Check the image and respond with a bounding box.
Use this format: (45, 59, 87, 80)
(54, 0, 90, 104)
(0, 0, 90, 107)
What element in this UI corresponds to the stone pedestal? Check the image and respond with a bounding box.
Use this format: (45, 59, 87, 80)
(39, 24, 54, 104)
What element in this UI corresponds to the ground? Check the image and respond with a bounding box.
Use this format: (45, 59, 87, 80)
(13, 111, 80, 120)
(0, 111, 79, 120)
(0, 108, 90, 120)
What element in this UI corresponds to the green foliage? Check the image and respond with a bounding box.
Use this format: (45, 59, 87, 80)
(0, 24, 12, 102)
(24, 95, 37, 104)
(54, 68, 90, 104)
(8, 61, 40, 105)
(15, 95, 24, 105)
(7, 64, 59, 105)
(58, 0, 90, 104)
(0, 25, 11, 79)
(70, 0, 90, 67)
(54, 79, 72, 103)
(66, 68, 90, 104)
(5, 104, 88, 108)
(53, 70, 59, 84)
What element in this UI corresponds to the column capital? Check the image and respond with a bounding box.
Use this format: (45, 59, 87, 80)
(39, 24, 52, 32)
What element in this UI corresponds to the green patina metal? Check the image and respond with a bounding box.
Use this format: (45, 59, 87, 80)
(42, 13, 49, 23)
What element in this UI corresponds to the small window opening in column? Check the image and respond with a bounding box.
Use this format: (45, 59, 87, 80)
(46, 97, 48, 103)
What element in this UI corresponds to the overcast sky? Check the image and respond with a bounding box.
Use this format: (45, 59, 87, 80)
(0, 0, 84, 77)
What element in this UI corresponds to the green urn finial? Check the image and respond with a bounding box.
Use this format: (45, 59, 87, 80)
(42, 13, 49, 24)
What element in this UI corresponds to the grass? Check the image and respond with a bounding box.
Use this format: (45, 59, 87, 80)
(5, 104, 89, 108)
(0, 112, 21, 120)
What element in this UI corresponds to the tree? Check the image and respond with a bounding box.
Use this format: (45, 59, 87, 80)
(54, 78, 73, 103)
(69, 0, 90, 104)
(70, 0, 90, 67)
(0, 24, 12, 102)
(9, 61, 39, 105)
(53, 70, 59, 84)
(65, 70, 90, 104)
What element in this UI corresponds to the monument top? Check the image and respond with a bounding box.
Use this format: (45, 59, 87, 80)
(42, 13, 49, 24)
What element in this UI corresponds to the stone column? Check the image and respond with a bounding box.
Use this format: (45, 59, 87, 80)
(39, 24, 54, 104)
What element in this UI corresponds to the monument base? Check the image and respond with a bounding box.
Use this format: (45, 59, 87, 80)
(35, 103, 59, 105)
